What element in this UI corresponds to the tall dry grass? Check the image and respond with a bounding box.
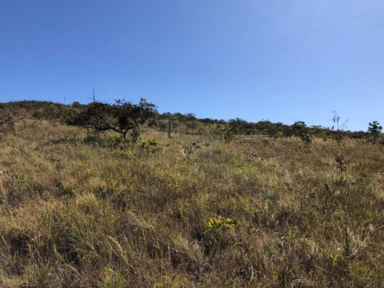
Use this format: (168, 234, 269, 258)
(0, 119, 383, 287)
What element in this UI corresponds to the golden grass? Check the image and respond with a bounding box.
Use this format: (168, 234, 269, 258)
(0, 119, 383, 287)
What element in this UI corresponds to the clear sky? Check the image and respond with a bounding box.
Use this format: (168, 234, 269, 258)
(1, 0, 383, 131)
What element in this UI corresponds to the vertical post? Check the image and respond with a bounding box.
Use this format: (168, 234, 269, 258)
(168, 119, 172, 139)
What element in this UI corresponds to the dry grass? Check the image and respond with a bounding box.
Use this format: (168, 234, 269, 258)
(0, 119, 383, 287)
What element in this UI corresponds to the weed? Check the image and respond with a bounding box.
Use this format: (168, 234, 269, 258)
(205, 217, 237, 233)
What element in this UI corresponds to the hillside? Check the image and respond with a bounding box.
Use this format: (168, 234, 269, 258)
(0, 102, 383, 287)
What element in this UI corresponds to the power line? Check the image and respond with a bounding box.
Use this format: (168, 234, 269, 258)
(158, 8, 383, 80)
(203, 21, 384, 73)
(217, 8, 383, 60)
(158, 21, 383, 83)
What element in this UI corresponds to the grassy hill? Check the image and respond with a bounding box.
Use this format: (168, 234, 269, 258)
(0, 102, 383, 287)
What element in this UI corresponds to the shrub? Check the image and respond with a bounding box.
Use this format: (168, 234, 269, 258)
(72, 98, 157, 139)
(367, 121, 382, 143)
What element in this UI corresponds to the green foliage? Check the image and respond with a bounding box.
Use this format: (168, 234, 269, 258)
(334, 133, 344, 145)
(367, 121, 382, 135)
(228, 118, 248, 134)
(140, 138, 158, 149)
(205, 217, 237, 232)
(73, 98, 156, 139)
(291, 121, 307, 135)
(367, 121, 382, 143)
(291, 121, 313, 146)
(185, 113, 199, 132)
(27, 103, 78, 124)
(323, 127, 332, 142)
(129, 125, 142, 151)
(71, 102, 115, 130)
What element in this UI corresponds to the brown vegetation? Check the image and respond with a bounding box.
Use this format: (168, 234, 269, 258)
(0, 107, 383, 287)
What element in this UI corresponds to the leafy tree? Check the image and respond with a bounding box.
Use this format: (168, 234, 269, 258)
(367, 121, 382, 143)
(147, 111, 160, 128)
(291, 121, 307, 136)
(185, 113, 198, 132)
(185, 113, 196, 122)
(291, 121, 312, 146)
(351, 131, 366, 139)
(72, 102, 114, 133)
(368, 121, 382, 135)
(73, 98, 156, 139)
(255, 120, 273, 134)
(228, 118, 247, 134)
(115, 98, 156, 139)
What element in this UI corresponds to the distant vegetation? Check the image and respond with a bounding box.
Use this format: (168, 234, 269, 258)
(0, 100, 377, 141)
(0, 100, 382, 287)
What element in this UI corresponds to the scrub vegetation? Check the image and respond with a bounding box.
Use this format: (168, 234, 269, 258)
(0, 100, 383, 287)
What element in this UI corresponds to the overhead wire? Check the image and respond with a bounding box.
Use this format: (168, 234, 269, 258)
(200, 21, 384, 74)
(215, 8, 383, 60)
(155, 8, 383, 82)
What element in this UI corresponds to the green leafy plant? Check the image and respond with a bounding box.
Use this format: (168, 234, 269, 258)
(140, 138, 158, 149)
(205, 217, 237, 233)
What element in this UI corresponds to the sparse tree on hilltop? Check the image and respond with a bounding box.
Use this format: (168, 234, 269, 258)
(367, 121, 382, 143)
(74, 98, 156, 139)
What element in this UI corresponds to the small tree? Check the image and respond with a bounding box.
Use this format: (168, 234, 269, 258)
(228, 118, 248, 134)
(291, 121, 307, 137)
(114, 98, 157, 139)
(291, 121, 312, 147)
(367, 121, 382, 143)
(72, 102, 115, 135)
(185, 113, 198, 133)
(74, 98, 156, 140)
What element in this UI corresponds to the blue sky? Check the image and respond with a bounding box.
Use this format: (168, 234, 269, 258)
(1, 0, 383, 131)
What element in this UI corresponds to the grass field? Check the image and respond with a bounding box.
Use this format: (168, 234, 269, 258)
(0, 119, 383, 287)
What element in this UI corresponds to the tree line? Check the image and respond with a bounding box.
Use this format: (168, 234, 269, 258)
(0, 100, 381, 143)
